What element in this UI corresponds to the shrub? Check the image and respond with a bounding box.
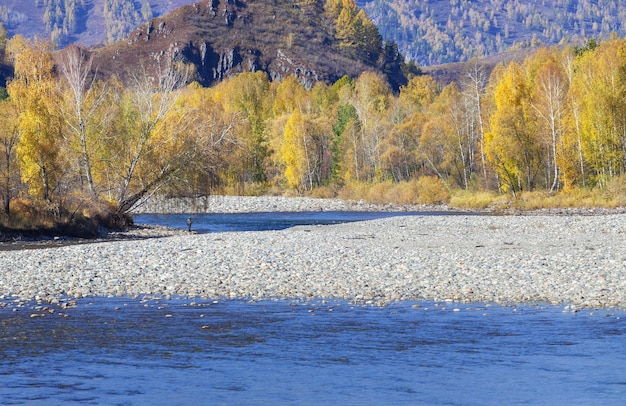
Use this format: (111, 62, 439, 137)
(416, 176, 450, 204)
(366, 182, 395, 205)
(309, 185, 337, 199)
(603, 175, 626, 206)
(383, 180, 420, 205)
(337, 181, 371, 201)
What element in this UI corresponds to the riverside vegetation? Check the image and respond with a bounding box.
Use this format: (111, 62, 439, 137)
(1, 2, 626, 235)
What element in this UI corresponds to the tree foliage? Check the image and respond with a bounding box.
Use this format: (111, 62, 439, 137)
(5, 36, 626, 227)
(6, 36, 62, 203)
(360, 0, 626, 66)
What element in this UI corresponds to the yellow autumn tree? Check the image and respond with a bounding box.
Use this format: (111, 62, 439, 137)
(527, 48, 569, 192)
(0, 98, 20, 216)
(485, 61, 543, 195)
(215, 72, 271, 186)
(58, 44, 112, 199)
(419, 83, 480, 189)
(172, 83, 242, 196)
(281, 110, 306, 189)
(7, 36, 64, 203)
(104, 63, 191, 214)
(350, 71, 392, 181)
(571, 39, 626, 187)
(280, 108, 332, 191)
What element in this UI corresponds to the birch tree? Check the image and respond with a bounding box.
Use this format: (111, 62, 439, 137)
(111, 62, 191, 214)
(0, 99, 20, 216)
(58, 45, 110, 199)
(7, 36, 63, 203)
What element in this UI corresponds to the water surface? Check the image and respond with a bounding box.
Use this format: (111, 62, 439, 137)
(1, 298, 625, 405)
(133, 211, 456, 233)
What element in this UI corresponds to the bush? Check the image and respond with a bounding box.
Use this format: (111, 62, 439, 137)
(366, 182, 395, 205)
(381, 181, 420, 205)
(337, 181, 371, 201)
(416, 176, 450, 204)
(603, 175, 626, 206)
(308, 185, 337, 199)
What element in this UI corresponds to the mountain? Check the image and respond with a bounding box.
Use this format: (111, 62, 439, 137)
(0, 0, 195, 47)
(5, 0, 626, 69)
(88, 0, 409, 90)
(357, 0, 626, 66)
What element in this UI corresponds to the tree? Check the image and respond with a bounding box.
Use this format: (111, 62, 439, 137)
(381, 110, 423, 182)
(530, 52, 568, 192)
(171, 83, 242, 196)
(572, 39, 626, 187)
(217, 72, 271, 185)
(398, 75, 439, 117)
(0, 99, 20, 216)
(0, 23, 7, 61)
(418, 83, 473, 189)
(332, 0, 382, 63)
(350, 71, 392, 181)
(461, 60, 490, 182)
(110, 62, 191, 214)
(485, 61, 543, 195)
(7, 36, 63, 203)
(58, 45, 108, 199)
(281, 110, 307, 189)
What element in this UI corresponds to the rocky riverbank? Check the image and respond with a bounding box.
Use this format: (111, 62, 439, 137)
(1, 205, 625, 309)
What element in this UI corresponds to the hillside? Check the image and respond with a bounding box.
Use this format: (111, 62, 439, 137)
(357, 0, 626, 66)
(88, 0, 409, 89)
(4, 0, 626, 69)
(0, 0, 194, 47)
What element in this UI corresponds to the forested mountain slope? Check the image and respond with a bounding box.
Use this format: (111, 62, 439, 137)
(4, 0, 624, 69)
(357, 0, 626, 66)
(0, 0, 193, 47)
(89, 0, 410, 90)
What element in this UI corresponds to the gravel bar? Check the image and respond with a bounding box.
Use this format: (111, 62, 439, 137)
(1, 210, 626, 309)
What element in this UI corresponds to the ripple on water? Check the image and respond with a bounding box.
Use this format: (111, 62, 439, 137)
(0, 297, 625, 405)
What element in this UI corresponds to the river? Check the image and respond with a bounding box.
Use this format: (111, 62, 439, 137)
(1, 212, 625, 405)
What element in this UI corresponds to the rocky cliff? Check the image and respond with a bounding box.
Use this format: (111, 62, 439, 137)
(90, 0, 407, 89)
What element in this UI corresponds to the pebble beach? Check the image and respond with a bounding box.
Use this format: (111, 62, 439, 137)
(1, 196, 626, 309)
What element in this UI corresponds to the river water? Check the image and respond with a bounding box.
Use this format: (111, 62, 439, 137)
(1, 212, 625, 405)
(132, 211, 452, 233)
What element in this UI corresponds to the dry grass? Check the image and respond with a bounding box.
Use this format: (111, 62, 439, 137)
(511, 189, 618, 210)
(449, 190, 505, 209)
(335, 179, 452, 206)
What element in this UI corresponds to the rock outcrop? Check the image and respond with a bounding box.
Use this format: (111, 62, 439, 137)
(90, 0, 406, 89)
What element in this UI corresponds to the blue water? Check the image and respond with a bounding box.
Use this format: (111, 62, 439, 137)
(2, 212, 626, 405)
(1, 298, 625, 405)
(132, 211, 457, 233)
